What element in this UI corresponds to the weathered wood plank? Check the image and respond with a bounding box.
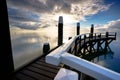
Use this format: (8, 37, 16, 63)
(21, 69, 53, 80)
(14, 55, 60, 80)
(26, 66, 56, 78)
(35, 61, 60, 70)
(31, 63, 59, 73)
(15, 73, 36, 80)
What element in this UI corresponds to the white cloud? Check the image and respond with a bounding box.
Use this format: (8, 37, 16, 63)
(95, 19, 120, 33)
(7, 0, 112, 30)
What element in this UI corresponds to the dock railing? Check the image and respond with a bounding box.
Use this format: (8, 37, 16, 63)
(46, 32, 120, 80)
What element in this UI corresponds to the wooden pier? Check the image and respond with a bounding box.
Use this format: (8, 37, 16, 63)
(1, 1, 118, 80)
(14, 55, 61, 80)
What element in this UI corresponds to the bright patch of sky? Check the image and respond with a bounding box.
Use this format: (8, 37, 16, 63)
(80, 0, 120, 28)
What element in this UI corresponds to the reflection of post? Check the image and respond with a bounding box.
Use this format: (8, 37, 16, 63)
(58, 16, 63, 46)
(77, 22, 80, 35)
(0, 0, 14, 79)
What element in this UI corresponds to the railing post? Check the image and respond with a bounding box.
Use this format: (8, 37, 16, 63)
(83, 35, 86, 54)
(75, 38, 78, 56)
(77, 22, 80, 35)
(58, 16, 63, 46)
(104, 32, 109, 52)
(79, 36, 81, 50)
(97, 40, 100, 52)
(0, 0, 14, 79)
(90, 24, 94, 38)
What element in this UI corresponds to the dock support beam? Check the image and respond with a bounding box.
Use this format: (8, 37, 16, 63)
(104, 32, 109, 52)
(0, 0, 14, 79)
(77, 22, 80, 35)
(58, 16, 63, 46)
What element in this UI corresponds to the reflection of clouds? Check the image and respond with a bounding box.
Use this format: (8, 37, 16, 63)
(11, 28, 58, 69)
(95, 19, 120, 32)
(11, 33, 41, 54)
(96, 58, 120, 73)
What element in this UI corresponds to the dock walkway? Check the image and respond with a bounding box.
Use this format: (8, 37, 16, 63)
(14, 56, 61, 80)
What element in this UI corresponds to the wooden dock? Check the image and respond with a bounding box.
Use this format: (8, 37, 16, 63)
(1, 1, 118, 79)
(14, 55, 61, 80)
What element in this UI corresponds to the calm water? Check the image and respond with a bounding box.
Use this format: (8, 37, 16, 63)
(11, 28, 120, 73)
(94, 33, 120, 73)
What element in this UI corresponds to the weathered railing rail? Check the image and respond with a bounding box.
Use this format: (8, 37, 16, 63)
(46, 32, 119, 80)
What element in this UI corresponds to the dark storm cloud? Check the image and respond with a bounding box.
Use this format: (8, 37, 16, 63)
(7, 0, 85, 14)
(8, 8, 40, 22)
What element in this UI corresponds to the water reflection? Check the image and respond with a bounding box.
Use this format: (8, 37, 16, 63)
(11, 33, 43, 69)
(11, 26, 75, 70)
(82, 44, 120, 73)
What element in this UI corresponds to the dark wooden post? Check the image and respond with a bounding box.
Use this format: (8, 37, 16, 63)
(104, 32, 109, 52)
(78, 36, 82, 54)
(43, 43, 50, 55)
(90, 24, 94, 38)
(106, 32, 108, 38)
(68, 37, 72, 40)
(58, 16, 63, 46)
(75, 38, 77, 56)
(97, 40, 100, 52)
(77, 22, 80, 35)
(89, 24, 94, 53)
(83, 35, 86, 54)
(0, 0, 14, 79)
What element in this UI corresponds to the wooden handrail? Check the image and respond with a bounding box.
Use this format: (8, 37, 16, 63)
(46, 32, 118, 80)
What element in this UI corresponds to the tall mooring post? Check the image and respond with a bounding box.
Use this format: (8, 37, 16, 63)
(58, 16, 63, 46)
(0, 0, 14, 79)
(90, 24, 94, 53)
(77, 22, 80, 35)
(90, 24, 94, 38)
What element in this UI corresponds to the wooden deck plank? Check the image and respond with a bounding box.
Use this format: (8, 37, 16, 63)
(35, 61, 60, 70)
(31, 63, 59, 73)
(15, 73, 36, 80)
(15, 55, 60, 80)
(26, 66, 56, 78)
(20, 69, 53, 80)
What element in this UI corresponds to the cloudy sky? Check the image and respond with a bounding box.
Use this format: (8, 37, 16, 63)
(7, 0, 120, 33)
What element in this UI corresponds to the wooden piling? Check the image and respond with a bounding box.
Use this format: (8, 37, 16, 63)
(43, 43, 50, 55)
(77, 22, 80, 35)
(0, 0, 14, 79)
(58, 16, 63, 46)
(90, 24, 94, 38)
(97, 40, 100, 52)
(89, 24, 94, 53)
(83, 35, 86, 54)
